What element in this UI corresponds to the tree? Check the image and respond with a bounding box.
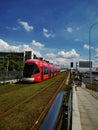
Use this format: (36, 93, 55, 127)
(0, 54, 24, 71)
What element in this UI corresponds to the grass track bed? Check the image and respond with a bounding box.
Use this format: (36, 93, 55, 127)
(0, 71, 69, 130)
(0, 75, 61, 114)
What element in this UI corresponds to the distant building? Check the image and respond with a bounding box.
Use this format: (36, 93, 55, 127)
(0, 51, 33, 62)
(0, 51, 24, 60)
(25, 51, 32, 60)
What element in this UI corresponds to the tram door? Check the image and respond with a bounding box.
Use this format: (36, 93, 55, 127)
(41, 67, 43, 80)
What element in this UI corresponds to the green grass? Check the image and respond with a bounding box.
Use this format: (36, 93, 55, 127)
(0, 72, 67, 114)
(0, 97, 48, 130)
(0, 71, 70, 130)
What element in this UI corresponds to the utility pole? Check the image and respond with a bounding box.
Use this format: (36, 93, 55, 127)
(89, 23, 98, 88)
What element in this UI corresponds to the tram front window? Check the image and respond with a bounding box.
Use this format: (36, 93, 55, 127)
(23, 63, 40, 77)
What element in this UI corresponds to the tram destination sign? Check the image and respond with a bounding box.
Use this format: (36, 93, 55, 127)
(79, 61, 92, 68)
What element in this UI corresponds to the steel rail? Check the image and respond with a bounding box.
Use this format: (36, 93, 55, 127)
(30, 73, 70, 130)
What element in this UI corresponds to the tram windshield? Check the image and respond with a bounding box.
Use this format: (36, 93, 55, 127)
(23, 63, 40, 77)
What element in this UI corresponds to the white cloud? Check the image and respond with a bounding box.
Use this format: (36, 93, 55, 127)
(96, 48, 98, 53)
(44, 53, 66, 65)
(43, 28, 48, 33)
(45, 53, 56, 58)
(0, 38, 81, 68)
(18, 20, 34, 32)
(67, 27, 73, 33)
(44, 49, 80, 67)
(84, 44, 89, 49)
(0, 39, 9, 49)
(43, 28, 55, 38)
(0, 39, 41, 57)
(18, 44, 33, 52)
(0, 39, 30, 52)
(32, 40, 44, 48)
(84, 44, 93, 49)
(95, 48, 98, 58)
(58, 49, 79, 59)
(0, 39, 19, 52)
(95, 53, 98, 58)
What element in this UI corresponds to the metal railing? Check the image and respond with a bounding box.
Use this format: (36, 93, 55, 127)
(0, 70, 23, 83)
(39, 89, 72, 130)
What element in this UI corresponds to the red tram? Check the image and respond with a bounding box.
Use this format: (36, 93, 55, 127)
(22, 59, 60, 82)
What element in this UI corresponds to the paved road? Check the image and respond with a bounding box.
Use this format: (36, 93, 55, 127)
(76, 84, 98, 130)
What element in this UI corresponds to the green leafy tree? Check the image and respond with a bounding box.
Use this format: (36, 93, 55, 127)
(0, 54, 24, 71)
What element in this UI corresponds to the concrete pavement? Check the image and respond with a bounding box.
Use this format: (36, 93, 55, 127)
(72, 83, 98, 130)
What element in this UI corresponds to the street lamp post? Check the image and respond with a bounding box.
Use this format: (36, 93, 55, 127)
(89, 23, 98, 87)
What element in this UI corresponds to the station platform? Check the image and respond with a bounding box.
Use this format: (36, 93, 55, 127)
(72, 83, 98, 130)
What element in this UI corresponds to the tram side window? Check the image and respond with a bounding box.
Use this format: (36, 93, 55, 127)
(43, 67, 48, 74)
(51, 68, 54, 73)
(33, 64, 40, 74)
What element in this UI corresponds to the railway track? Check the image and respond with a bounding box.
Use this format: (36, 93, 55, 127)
(0, 71, 70, 130)
(31, 76, 69, 130)
(0, 79, 62, 117)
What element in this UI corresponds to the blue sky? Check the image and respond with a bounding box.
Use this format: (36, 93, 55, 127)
(0, 0, 98, 68)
